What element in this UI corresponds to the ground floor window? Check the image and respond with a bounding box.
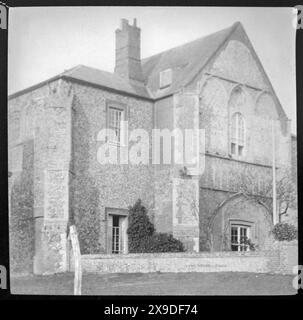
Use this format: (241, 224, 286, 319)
(106, 208, 128, 254)
(231, 225, 250, 252)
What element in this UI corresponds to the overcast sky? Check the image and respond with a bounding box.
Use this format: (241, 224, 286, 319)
(8, 7, 297, 133)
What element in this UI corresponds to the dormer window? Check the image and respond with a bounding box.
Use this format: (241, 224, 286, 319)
(160, 68, 172, 89)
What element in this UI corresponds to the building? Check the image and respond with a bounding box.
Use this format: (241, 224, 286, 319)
(8, 19, 292, 274)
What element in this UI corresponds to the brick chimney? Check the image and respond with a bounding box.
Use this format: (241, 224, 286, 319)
(115, 18, 144, 84)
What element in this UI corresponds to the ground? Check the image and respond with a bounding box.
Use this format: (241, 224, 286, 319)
(10, 272, 297, 295)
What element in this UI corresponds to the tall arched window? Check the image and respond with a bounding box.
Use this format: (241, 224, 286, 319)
(231, 112, 245, 156)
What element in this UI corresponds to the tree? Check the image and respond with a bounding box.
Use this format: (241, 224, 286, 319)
(236, 167, 297, 223)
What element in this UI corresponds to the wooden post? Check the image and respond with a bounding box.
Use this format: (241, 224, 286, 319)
(69, 225, 82, 295)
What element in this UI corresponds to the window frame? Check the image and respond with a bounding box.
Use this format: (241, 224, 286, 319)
(105, 207, 129, 255)
(229, 220, 253, 252)
(106, 100, 128, 146)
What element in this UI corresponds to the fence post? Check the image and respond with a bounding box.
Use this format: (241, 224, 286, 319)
(69, 225, 82, 295)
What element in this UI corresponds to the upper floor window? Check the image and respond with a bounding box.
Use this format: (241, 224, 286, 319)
(106, 101, 127, 145)
(231, 112, 245, 157)
(159, 68, 172, 89)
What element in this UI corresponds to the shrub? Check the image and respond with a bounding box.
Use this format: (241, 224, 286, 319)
(272, 222, 297, 242)
(240, 236, 257, 251)
(127, 199, 184, 253)
(149, 233, 184, 252)
(127, 199, 155, 252)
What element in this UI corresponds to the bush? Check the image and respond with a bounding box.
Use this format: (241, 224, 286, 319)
(240, 236, 257, 251)
(127, 199, 155, 252)
(272, 222, 297, 242)
(149, 233, 184, 252)
(127, 199, 184, 253)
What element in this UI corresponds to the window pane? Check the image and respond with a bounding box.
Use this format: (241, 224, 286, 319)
(231, 112, 245, 155)
(231, 225, 251, 252)
(231, 115, 237, 140)
(108, 107, 123, 143)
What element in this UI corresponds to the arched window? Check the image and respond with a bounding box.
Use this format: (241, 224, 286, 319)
(231, 112, 245, 156)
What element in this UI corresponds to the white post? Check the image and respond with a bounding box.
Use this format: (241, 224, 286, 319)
(69, 225, 82, 295)
(272, 120, 277, 225)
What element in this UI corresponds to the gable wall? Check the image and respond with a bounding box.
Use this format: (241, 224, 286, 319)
(184, 29, 292, 250)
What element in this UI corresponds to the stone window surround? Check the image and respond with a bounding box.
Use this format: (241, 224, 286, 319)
(105, 207, 129, 255)
(105, 99, 128, 146)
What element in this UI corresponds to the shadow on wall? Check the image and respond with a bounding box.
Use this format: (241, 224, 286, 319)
(70, 95, 101, 254)
(9, 140, 35, 274)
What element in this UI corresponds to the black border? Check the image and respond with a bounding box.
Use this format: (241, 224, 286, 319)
(0, 1, 302, 307)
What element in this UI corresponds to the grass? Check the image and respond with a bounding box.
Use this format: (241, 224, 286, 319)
(10, 272, 297, 296)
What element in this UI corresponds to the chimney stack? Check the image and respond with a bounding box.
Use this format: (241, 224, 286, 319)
(115, 18, 144, 84)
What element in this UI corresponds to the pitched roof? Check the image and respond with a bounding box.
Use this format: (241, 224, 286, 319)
(63, 65, 151, 99)
(8, 64, 152, 100)
(141, 23, 237, 99)
(9, 23, 236, 101)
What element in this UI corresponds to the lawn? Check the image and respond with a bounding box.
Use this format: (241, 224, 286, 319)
(10, 272, 297, 296)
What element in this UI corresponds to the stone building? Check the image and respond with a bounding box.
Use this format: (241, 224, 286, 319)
(8, 19, 293, 274)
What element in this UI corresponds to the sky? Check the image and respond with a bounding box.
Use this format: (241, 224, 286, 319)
(8, 7, 297, 133)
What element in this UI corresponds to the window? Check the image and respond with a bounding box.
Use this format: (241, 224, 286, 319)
(160, 68, 172, 88)
(231, 225, 250, 252)
(112, 215, 122, 254)
(106, 208, 129, 254)
(106, 102, 127, 144)
(231, 112, 245, 156)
